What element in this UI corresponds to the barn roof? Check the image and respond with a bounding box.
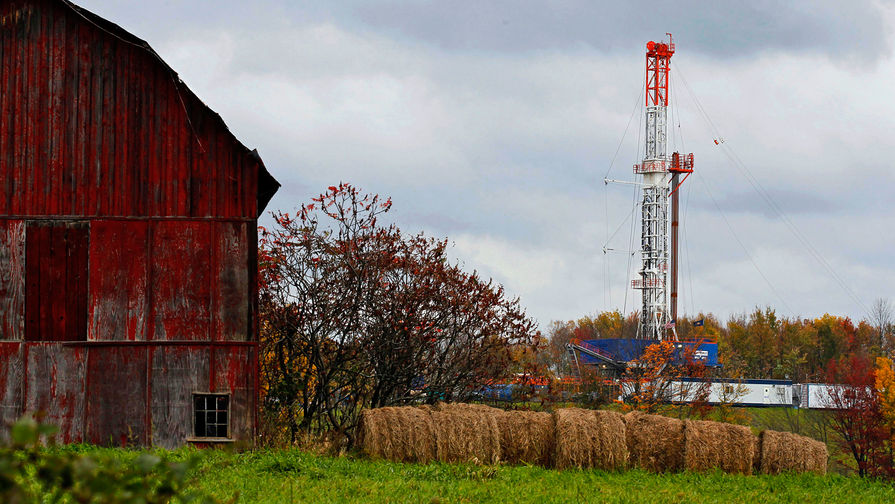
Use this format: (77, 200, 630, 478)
(57, 0, 281, 214)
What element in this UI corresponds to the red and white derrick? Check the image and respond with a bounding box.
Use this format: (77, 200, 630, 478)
(632, 34, 694, 340)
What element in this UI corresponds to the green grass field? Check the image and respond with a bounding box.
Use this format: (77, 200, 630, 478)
(56, 446, 895, 504)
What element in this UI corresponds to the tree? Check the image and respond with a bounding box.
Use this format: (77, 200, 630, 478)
(259, 184, 539, 442)
(871, 298, 894, 355)
(540, 321, 576, 378)
(622, 341, 711, 415)
(825, 353, 890, 477)
(876, 357, 895, 475)
(259, 185, 391, 441)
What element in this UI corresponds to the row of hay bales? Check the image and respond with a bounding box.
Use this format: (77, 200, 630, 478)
(358, 403, 827, 475)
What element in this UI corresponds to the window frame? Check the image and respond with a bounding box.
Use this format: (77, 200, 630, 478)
(189, 392, 232, 441)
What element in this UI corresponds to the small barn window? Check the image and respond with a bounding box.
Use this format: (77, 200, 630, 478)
(193, 394, 229, 438)
(723, 385, 734, 395)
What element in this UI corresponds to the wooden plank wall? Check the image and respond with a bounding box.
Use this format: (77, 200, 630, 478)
(151, 221, 212, 341)
(24, 343, 85, 443)
(0, 342, 255, 447)
(212, 345, 255, 441)
(24, 221, 87, 342)
(0, 342, 23, 441)
(0, 0, 264, 220)
(150, 346, 210, 449)
(0, 0, 273, 447)
(0, 221, 24, 340)
(87, 220, 149, 341)
(215, 222, 249, 341)
(85, 345, 149, 446)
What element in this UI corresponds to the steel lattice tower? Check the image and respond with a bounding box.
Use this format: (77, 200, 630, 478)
(632, 35, 693, 340)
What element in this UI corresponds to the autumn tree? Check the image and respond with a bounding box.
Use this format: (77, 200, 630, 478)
(540, 321, 576, 378)
(871, 299, 894, 355)
(876, 357, 895, 476)
(825, 353, 890, 477)
(363, 232, 539, 407)
(621, 341, 711, 414)
(259, 184, 539, 442)
(259, 184, 392, 441)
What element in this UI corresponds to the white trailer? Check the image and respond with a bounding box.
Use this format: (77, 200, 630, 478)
(794, 383, 841, 409)
(672, 378, 794, 407)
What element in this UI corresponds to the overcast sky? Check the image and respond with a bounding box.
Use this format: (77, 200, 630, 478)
(75, 0, 895, 330)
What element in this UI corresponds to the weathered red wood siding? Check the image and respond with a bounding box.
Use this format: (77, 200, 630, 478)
(0, 0, 275, 219)
(212, 345, 255, 441)
(0, 343, 23, 441)
(88, 220, 149, 341)
(150, 346, 210, 448)
(151, 221, 213, 341)
(24, 221, 88, 342)
(25, 343, 86, 443)
(215, 222, 249, 342)
(85, 345, 149, 445)
(0, 0, 279, 447)
(0, 221, 25, 340)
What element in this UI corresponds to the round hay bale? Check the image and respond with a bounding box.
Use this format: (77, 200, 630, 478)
(554, 408, 627, 470)
(756, 430, 827, 475)
(358, 406, 436, 463)
(434, 402, 502, 414)
(495, 410, 555, 467)
(431, 403, 501, 464)
(805, 436, 828, 475)
(623, 411, 684, 472)
(682, 420, 755, 474)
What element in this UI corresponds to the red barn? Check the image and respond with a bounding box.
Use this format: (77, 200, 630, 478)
(0, 0, 279, 447)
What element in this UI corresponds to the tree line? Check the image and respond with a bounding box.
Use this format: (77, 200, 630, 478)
(544, 306, 894, 383)
(543, 308, 895, 477)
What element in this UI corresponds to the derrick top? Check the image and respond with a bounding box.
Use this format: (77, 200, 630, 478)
(645, 33, 674, 107)
(646, 37, 675, 59)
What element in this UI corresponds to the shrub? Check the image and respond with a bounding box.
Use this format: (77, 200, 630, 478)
(0, 416, 215, 503)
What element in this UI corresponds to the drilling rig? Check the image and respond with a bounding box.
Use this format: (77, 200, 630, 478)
(568, 35, 713, 378)
(632, 34, 693, 340)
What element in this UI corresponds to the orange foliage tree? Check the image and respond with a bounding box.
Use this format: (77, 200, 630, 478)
(876, 357, 895, 473)
(621, 341, 711, 415)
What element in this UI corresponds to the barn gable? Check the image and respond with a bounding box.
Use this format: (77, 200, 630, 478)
(0, 0, 279, 218)
(0, 0, 279, 447)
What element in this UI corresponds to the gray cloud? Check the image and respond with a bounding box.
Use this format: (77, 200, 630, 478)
(356, 0, 892, 63)
(71, 0, 895, 327)
(694, 188, 837, 218)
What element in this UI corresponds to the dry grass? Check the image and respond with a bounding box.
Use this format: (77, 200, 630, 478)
(682, 420, 755, 474)
(623, 411, 684, 472)
(431, 403, 501, 464)
(357, 406, 436, 463)
(495, 410, 555, 466)
(756, 430, 827, 475)
(554, 408, 627, 470)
